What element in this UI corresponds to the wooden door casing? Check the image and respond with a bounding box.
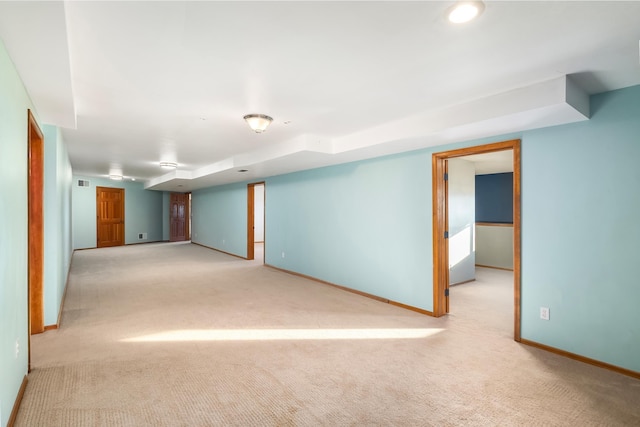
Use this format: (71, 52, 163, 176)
(170, 193, 188, 241)
(28, 109, 45, 338)
(432, 139, 521, 342)
(246, 182, 266, 261)
(247, 184, 255, 260)
(96, 187, 125, 247)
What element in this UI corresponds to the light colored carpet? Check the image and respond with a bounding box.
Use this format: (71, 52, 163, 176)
(16, 242, 640, 426)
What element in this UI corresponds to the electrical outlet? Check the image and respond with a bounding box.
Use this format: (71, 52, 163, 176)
(540, 307, 550, 321)
(222, 239, 225, 244)
(15, 339, 19, 358)
(281, 252, 285, 258)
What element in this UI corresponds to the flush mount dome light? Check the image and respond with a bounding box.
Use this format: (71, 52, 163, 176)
(160, 162, 178, 169)
(447, 1, 484, 24)
(109, 174, 123, 181)
(243, 114, 273, 133)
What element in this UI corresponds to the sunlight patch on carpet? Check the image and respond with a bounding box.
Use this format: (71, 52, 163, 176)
(122, 328, 444, 342)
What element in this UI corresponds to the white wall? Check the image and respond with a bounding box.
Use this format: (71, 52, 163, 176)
(475, 224, 513, 270)
(448, 158, 476, 285)
(254, 184, 264, 242)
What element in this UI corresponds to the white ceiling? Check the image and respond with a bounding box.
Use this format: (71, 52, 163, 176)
(1, 1, 639, 192)
(461, 150, 513, 175)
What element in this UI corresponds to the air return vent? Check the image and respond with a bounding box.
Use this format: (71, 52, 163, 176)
(77, 179, 90, 187)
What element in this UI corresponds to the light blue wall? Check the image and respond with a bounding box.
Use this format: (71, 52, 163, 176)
(520, 85, 640, 372)
(0, 39, 34, 426)
(192, 183, 248, 257)
(43, 125, 73, 326)
(266, 153, 433, 308)
(72, 176, 164, 249)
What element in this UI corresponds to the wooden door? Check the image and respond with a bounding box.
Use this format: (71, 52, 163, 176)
(170, 193, 189, 241)
(96, 187, 125, 247)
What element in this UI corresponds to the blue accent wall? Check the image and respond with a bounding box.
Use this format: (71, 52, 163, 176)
(72, 176, 164, 249)
(475, 173, 513, 223)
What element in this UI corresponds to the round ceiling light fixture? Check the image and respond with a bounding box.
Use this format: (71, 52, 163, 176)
(160, 162, 178, 169)
(243, 114, 273, 133)
(447, 1, 484, 24)
(109, 174, 123, 181)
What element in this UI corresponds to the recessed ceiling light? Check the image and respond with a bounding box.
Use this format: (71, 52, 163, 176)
(160, 162, 178, 169)
(447, 1, 484, 24)
(109, 174, 123, 181)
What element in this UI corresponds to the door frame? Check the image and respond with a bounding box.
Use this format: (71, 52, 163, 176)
(27, 109, 45, 371)
(432, 139, 522, 341)
(187, 192, 192, 240)
(246, 182, 265, 261)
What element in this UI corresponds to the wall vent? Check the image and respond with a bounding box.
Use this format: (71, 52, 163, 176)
(78, 179, 90, 187)
(138, 233, 147, 240)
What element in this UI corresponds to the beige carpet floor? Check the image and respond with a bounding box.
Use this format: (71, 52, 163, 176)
(16, 242, 640, 426)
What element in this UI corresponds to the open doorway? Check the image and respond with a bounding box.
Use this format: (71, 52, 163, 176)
(432, 139, 521, 341)
(247, 182, 265, 263)
(448, 150, 515, 337)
